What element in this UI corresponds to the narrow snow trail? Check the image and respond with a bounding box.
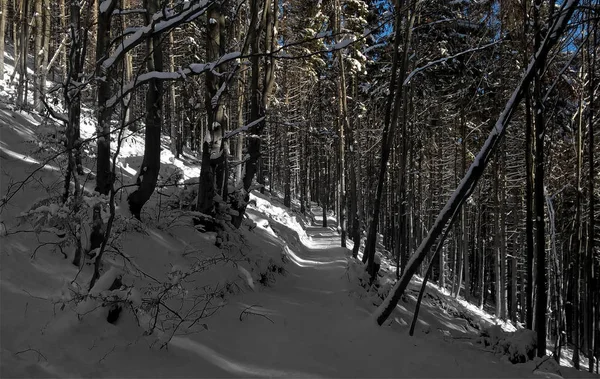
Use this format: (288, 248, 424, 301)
(166, 217, 537, 378)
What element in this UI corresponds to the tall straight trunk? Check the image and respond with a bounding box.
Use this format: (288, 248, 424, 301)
(63, 0, 84, 204)
(480, 204, 486, 309)
(523, 0, 535, 331)
(573, 63, 584, 369)
(169, 32, 179, 157)
(363, 0, 415, 277)
(495, 161, 502, 317)
(60, 0, 67, 78)
(372, 0, 579, 326)
(236, 60, 245, 186)
(197, 2, 227, 214)
(335, 0, 346, 247)
(462, 115, 469, 300)
(282, 61, 291, 208)
(300, 126, 308, 214)
(128, 0, 164, 219)
(533, 0, 547, 357)
(231, 0, 276, 226)
(500, 148, 507, 319)
(40, 0, 50, 105)
(33, 0, 42, 110)
(585, 16, 595, 371)
(95, 0, 115, 194)
(0, 0, 6, 78)
(17, 0, 30, 106)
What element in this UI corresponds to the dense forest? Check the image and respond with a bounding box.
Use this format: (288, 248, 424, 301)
(0, 0, 598, 373)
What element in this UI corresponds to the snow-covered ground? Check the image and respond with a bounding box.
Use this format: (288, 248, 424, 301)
(1, 50, 598, 378)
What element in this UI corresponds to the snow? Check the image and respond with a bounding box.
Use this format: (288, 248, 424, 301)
(99, 0, 116, 14)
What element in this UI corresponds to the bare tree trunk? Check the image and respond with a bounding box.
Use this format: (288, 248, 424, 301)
(461, 115, 469, 300)
(33, 0, 42, 110)
(334, 0, 346, 247)
(16, 0, 30, 106)
(364, 0, 415, 279)
(60, 0, 67, 78)
(523, 0, 535, 331)
(95, 0, 115, 194)
(500, 148, 507, 319)
(169, 31, 180, 158)
(0, 0, 7, 81)
(128, 0, 164, 219)
(40, 0, 50, 105)
(197, 2, 226, 214)
(533, 0, 547, 357)
(585, 16, 595, 370)
(573, 62, 584, 369)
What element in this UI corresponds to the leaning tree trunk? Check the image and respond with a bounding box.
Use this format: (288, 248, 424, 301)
(372, 0, 579, 326)
(127, 0, 164, 219)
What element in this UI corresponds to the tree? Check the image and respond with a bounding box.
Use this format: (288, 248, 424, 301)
(372, 0, 580, 326)
(127, 0, 165, 219)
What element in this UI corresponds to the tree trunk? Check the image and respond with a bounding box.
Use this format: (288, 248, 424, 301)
(16, 0, 30, 106)
(533, 0, 547, 357)
(364, 0, 415, 279)
(128, 0, 164, 220)
(33, 0, 42, 110)
(573, 62, 584, 369)
(0, 0, 5, 79)
(523, 0, 535, 331)
(585, 17, 595, 370)
(169, 32, 180, 158)
(197, 2, 227, 215)
(95, 0, 115, 194)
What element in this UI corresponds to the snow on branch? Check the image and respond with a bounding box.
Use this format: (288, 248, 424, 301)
(99, 0, 118, 14)
(102, 0, 213, 70)
(106, 52, 241, 109)
(223, 117, 265, 140)
(403, 39, 502, 86)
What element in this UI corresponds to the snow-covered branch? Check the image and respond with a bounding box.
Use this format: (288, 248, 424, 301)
(403, 39, 502, 86)
(105, 52, 241, 109)
(102, 0, 213, 70)
(223, 117, 265, 140)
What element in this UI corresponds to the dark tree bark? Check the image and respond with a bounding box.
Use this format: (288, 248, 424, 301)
(95, 0, 116, 195)
(523, 0, 535, 331)
(128, 0, 164, 219)
(197, 2, 227, 215)
(585, 14, 596, 370)
(533, 0, 547, 357)
(363, 0, 414, 279)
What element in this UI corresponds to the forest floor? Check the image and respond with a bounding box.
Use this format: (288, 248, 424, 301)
(1, 54, 599, 377)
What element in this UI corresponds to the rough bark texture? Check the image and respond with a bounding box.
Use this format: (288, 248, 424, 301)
(95, 0, 116, 195)
(128, 0, 164, 219)
(197, 2, 226, 215)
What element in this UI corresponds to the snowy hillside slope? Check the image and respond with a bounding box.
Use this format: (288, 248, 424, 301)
(1, 51, 598, 377)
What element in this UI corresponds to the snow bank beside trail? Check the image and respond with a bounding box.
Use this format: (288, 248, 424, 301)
(248, 192, 310, 246)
